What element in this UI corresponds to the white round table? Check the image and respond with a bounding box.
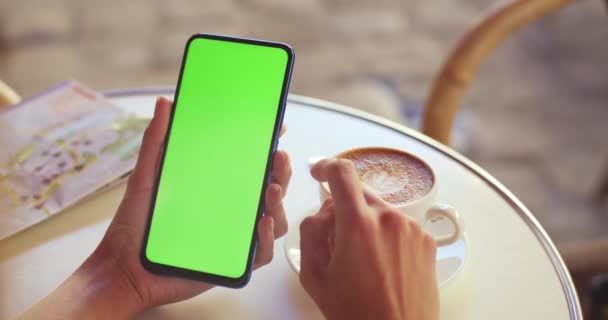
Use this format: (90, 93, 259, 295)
(0, 88, 581, 319)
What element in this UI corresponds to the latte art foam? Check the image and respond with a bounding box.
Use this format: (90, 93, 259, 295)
(340, 148, 434, 205)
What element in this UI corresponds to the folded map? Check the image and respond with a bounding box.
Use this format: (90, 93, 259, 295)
(0, 81, 149, 240)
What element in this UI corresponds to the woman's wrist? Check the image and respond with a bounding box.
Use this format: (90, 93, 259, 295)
(17, 249, 145, 320)
(72, 249, 146, 319)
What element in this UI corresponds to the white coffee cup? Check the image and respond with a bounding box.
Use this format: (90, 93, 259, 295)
(312, 147, 464, 246)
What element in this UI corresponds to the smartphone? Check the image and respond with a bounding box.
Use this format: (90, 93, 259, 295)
(141, 34, 294, 288)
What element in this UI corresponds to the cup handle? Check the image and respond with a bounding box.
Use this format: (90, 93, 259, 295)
(424, 204, 463, 246)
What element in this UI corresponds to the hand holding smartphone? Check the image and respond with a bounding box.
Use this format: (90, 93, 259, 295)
(141, 34, 294, 287)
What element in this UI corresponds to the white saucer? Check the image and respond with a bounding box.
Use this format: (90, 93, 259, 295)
(284, 208, 468, 288)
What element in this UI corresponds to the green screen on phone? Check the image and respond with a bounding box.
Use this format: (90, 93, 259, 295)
(143, 35, 292, 282)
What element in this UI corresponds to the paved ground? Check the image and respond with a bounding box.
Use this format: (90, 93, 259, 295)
(1, 0, 607, 245)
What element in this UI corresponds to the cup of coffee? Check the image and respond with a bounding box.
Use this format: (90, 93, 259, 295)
(314, 147, 463, 246)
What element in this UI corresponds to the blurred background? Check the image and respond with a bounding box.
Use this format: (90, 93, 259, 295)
(0, 0, 607, 246)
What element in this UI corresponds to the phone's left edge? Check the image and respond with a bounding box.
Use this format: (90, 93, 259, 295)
(139, 34, 199, 283)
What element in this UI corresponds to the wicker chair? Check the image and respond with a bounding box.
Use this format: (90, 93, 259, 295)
(0, 80, 20, 108)
(420, 0, 607, 317)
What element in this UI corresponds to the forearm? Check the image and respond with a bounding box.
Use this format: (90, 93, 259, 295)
(17, 252, 143, 320)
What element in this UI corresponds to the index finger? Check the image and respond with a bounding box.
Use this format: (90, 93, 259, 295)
(310, 159, 367, 227)
(127, 96, 172, 193)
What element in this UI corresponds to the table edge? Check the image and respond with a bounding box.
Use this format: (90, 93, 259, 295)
(103, 87, 581, 319)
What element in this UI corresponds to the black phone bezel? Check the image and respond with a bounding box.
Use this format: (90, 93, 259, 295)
(140, 33, 294, 288)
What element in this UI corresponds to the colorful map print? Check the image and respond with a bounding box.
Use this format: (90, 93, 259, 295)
(0, 81, 149, 240)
